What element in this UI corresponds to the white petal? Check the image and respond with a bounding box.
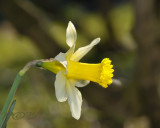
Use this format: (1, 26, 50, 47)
(66, 80, 82, 120)
(66, 45, 75, 60)
(55, 52, 67, 68)
(76, 80, 90, 87)
(71, 38, 100, 61)
(66, 21, 77, 48)
(55, 71, 67, 102)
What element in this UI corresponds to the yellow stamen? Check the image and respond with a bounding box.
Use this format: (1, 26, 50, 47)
(42, 60, 65, 74)
(67, 58, 114, 88)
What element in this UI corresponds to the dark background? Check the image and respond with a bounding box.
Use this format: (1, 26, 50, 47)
(0, 0, 160, 127)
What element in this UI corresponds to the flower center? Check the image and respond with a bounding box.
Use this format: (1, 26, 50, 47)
(67, 58, 114, 88)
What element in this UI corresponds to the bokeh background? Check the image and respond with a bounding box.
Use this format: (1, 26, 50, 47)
(0, 0, 160, 128)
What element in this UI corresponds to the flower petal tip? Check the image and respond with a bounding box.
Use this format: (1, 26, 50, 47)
(68, 21, 75, 30)
(97, 37, 101, 41)
(92, 38, 101, 45)
(68, 21, 73, 25)
(72, 113, 81, 120)
(57, 97, 67, 102)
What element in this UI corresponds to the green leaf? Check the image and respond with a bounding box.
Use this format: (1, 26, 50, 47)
(0, 73, 22, 127)
(1, 100, 16, 128)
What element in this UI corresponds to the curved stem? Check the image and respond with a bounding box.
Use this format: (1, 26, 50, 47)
(0, 60, 42, 127)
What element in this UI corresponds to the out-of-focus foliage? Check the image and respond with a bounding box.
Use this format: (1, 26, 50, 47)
(109, 4, 136, 50)
(0, 23, 41, 69)
(0, 0, 160, 127)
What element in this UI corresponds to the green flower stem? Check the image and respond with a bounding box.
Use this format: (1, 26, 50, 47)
(0, 60, 42, 127)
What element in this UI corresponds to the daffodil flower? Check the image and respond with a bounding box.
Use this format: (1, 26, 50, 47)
(40, 21, 114, 119)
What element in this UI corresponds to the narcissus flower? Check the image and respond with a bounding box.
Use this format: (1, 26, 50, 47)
(41, 21, 114, 119)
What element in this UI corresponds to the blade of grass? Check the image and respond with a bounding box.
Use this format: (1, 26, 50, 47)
(1, 100, 16, 128)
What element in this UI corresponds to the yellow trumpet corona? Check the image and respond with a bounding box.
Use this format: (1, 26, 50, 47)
(67, 58, 114, 88)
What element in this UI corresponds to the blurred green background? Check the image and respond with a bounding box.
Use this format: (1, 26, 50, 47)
(0, 0, 160, 128)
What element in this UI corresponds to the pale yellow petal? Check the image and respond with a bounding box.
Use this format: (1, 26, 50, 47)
(55, 71, 67, 102)
(55, 52, 67, 68)
(71, 38, 100, 61)
(66, 21, 77, 48)
(66, 79, 82, 120)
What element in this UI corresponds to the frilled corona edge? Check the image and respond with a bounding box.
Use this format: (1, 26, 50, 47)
(99, 58, 114, 88)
